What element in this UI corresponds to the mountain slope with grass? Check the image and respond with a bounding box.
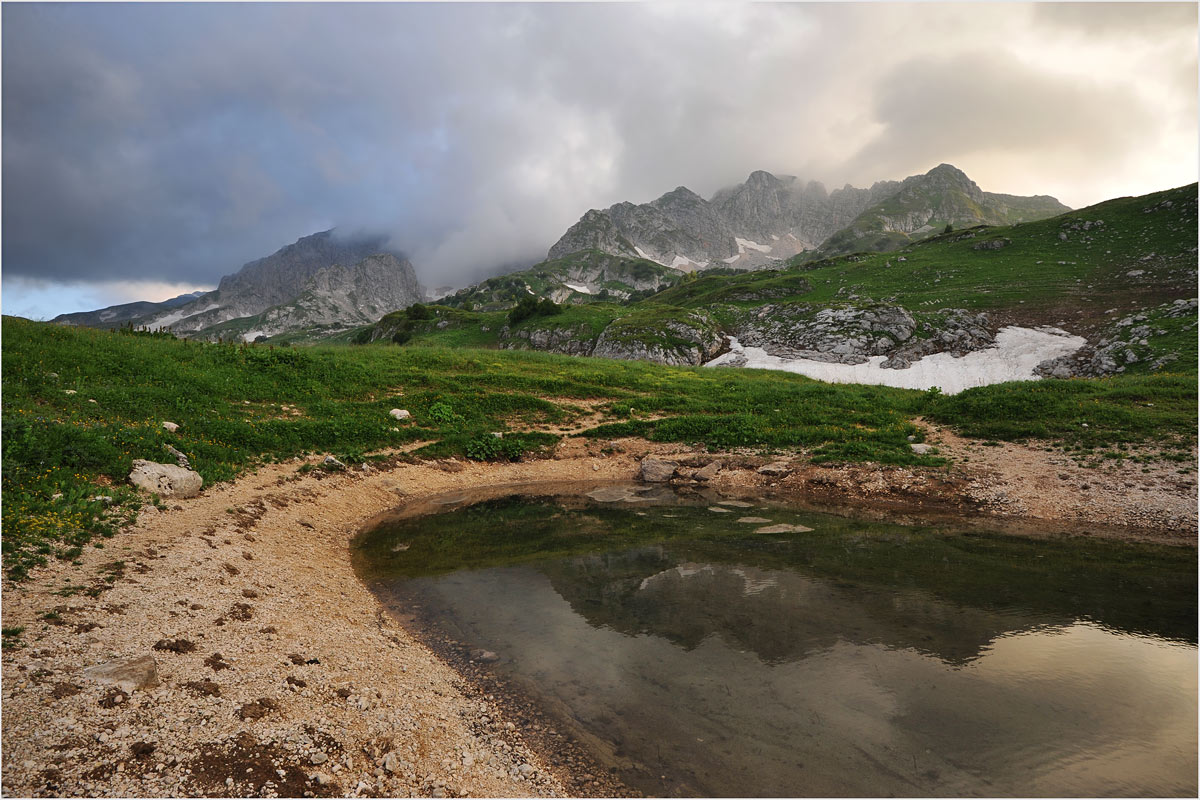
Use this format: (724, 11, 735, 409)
(361, 182, 1197, 377)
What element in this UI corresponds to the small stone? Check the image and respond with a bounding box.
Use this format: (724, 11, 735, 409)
(756, 462, 791, 476)
(707, 506, 732, 514)
(717, 500, 753, 508)
(910, 443, 933, 455)
(383, 752, 400, 773)
(737, 517, 773, 524)
(310, 752, 328, 765)
(323, 455, 346, 469)
(518, 763, 534, 776)
(311, 773, 331, 785)
(470, 649, 499, 663)
(389, 409, 411, 421)
(694, 461, 722, 481)
(162, 421, 179, 433)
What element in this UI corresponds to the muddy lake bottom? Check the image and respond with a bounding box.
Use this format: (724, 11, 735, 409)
(353, 485, 1197, 797)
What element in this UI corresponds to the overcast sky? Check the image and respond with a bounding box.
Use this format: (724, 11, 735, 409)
(3, 2, 1196, 319)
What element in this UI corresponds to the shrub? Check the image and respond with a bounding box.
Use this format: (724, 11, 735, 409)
(406, 303, 435, 321)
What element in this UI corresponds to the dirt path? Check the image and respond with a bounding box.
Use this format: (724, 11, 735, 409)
(2, 435, 1195, 797)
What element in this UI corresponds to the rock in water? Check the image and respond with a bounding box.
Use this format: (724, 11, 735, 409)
(82, 656, 160, 692)
(128, 460, 203, 498)
(754, 524, 814, 534)
(639, 457, 678, 483)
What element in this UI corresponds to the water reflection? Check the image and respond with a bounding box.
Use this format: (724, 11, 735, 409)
(355, 492, 1197, 797)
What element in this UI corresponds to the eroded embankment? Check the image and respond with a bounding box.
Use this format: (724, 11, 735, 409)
(1, 435, 1195, 798)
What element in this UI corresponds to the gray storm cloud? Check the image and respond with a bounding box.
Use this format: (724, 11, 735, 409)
(2, 2, 1195, 311)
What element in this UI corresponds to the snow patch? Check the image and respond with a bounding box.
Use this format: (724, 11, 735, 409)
(735, 237, 773, 254)
(563, 282, 593, 295)
(633, 245, 669, 267)
(669, 255, 696, 271)
(153, 303, 220, 327)
(723, 254, 742, 264)
(241, 330, 266, 342)
(99, 310, 117, 321)
(705, 327, 1086, 394)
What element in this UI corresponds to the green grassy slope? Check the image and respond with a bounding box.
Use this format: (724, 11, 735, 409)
(5, 316, 1196, 581)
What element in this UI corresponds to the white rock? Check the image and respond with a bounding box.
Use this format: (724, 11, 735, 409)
(162, 421, 179, 432)
(389, 409, 411, 420)
(82, 655, 160, 692)
(910, 443, 933, 455)
(129, 460, 203, 498)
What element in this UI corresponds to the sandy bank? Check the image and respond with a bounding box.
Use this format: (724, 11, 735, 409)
(2, 435, 1194, 797)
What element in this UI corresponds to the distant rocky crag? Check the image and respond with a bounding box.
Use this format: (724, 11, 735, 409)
(548, 163, 1069, 271)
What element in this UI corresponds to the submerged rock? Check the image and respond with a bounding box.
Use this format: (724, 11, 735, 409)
(754, 524, 814, 534)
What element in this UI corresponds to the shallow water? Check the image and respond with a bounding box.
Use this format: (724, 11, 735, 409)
(354, 489, 1197, 797)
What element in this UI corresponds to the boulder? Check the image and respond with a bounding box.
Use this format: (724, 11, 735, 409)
(389, 409, 411, 421)
(910, 443, 934, 455)
(161, 421, 179, 433)
(694, 461, 722, 481)
(82, 655, 160, 692)
(757, 462, 791, 477)
(639, 457, 678, 483)
(129, 460, 203, 498)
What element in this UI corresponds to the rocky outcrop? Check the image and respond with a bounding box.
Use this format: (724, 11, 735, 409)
(593, 311, 728, 366)
(1035, 298, 1198, 378)
(202, 253, 424, 341)
(879, 310, 994, 369)
(547, 210, 643, 261)
(501, 324, 599, 356)
(733, 304, 920, 364)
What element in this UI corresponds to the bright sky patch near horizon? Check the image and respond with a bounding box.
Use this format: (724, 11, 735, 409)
(2, 2, 1196, 320)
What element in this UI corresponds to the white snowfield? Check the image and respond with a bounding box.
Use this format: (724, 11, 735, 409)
(563, 282, 594, 294)
(705, 326, 1087, 394)
(735, 237, 773, 254)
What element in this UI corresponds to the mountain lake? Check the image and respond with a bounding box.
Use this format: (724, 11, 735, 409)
(352, 484, 1197, 797)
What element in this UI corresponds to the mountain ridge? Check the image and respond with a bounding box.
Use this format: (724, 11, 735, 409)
(548, 163, 1070, 271)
